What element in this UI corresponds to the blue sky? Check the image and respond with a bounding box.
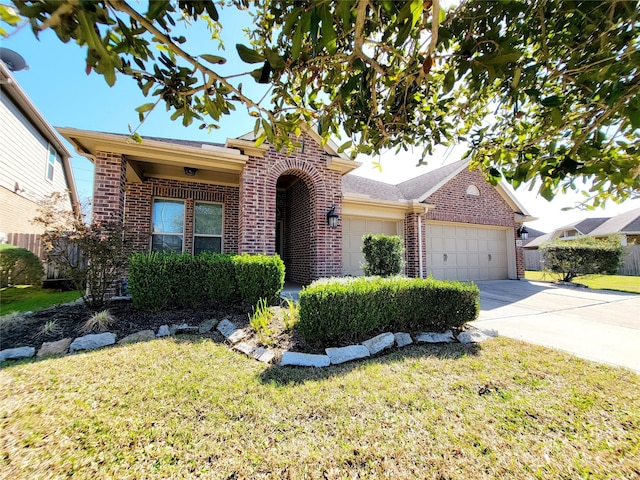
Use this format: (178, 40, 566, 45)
(3, 7, 638, 232)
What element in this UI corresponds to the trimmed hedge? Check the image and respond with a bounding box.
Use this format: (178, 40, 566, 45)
(128, 252, 284, 311)
(0, 244, 44, 288)
(298, 276, 480, 345)
(362, 234, 404, 276)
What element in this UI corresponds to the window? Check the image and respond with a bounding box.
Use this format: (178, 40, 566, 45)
(194, 202, 223, 255)
(151, 199, 185, 253)
(46, 145, 58, 182)
(466, 184, 480, 196)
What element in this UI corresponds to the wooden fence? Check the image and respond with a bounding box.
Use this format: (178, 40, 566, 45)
(524, 244, 640, 276)
(6, 232, 84, 280)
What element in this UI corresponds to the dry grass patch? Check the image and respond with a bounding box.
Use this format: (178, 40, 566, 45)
(1, 337, 638, 479)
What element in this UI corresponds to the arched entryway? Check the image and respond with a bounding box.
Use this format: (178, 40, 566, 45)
(276, 173, 313, 284)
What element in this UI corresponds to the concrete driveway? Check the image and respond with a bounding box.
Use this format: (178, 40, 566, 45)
(471, 280, 640, 373)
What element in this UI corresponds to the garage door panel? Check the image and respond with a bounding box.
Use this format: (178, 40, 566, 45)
(426, 223, 510, 281)
(342, 217, 403, 276)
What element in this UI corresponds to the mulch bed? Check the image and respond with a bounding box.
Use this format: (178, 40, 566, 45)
(0, 299, 316, 355)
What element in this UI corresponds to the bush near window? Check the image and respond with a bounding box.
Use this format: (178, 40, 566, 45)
(362, 234, 404, 277)
(540, 236, 624, 282)
(298, 276, 480, 345)
(127, 252, 284, 311)
(0, 244, 44, 288)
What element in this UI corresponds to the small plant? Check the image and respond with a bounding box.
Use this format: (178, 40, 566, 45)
(282, 298, 299, 331)
(80, 309, 117, 334)
(37, 320, 63, 339)
(249, 298, 272, 345)
(0, 311, 24, 330)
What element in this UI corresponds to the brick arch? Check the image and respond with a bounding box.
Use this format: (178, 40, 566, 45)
(269, 162, 326, 284)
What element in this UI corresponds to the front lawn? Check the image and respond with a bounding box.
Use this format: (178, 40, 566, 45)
(0, 286, 83, 315)
(525, 271, 640, 294)
(1, 337, 638, 479)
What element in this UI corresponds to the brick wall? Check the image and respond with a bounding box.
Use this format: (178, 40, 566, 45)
(238, 132, 343, 281)
(285, 177, 312, 283)
(404, 212, 421, 277)
(424, 166, 525, 278)
(93, 151, 127, 225)
(124, 177, 239, 254)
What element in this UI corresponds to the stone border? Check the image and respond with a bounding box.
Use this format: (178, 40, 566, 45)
(1, 317, 499, 367)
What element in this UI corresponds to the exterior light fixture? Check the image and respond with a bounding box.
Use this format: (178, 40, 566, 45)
(517, 226, 529, 240)
(327, 205, 339, 228)
(184, 167, 197, 177)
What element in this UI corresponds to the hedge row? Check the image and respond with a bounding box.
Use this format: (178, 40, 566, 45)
(540, 237, 624, 281)
(298, 276, 480, 345)
(127, 252, 285, 311)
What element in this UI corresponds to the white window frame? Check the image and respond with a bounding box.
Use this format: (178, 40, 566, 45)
(46, 144, 58, 183)
(151, 198, 185, 253)
(193, 201, 224, 255)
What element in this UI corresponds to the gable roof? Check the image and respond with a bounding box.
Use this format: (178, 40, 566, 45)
(588, 207, 640, 236)
(343, 160, 534, 219)
(562, 217, 609, 235)
(1, 60, 79, 211)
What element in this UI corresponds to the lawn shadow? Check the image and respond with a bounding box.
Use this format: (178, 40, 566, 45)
(258, 341, 482, 386)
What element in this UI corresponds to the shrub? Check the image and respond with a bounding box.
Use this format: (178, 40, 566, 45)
(541, 236, 624, 282)
(128, 252, 170, 311)
(0, 244, 44, 288)
(362, 234, 404, 276)
(233, 254, 285, 305)
(298, 276, 479, 345)
(128, 252, 284, 311)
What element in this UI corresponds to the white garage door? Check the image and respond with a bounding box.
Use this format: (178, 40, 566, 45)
(342, 217, 402, 276)
(426, 223, 509, 281)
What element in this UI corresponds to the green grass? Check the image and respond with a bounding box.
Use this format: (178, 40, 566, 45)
(525, 271, 640, 294)
(1, 337, 638, 479)
(0, 286, 83, 315)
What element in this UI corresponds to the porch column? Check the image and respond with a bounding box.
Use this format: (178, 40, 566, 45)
(404, 212, 421, 278)
(93, 151, 127, 225)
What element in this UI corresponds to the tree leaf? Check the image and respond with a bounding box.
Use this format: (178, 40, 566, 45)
(235, 44, 264, 64)
(200, 54, 226, 65)
(540, 95, 563, 107)
(135, 102, 156, 113)
(146, 0, 169, 20)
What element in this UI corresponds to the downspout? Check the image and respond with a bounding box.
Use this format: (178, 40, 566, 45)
(418, 214, 424, 278)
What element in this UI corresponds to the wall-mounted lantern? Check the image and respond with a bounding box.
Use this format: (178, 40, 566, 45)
(327, 205, 339, 229)
(517, 226, 529, 240)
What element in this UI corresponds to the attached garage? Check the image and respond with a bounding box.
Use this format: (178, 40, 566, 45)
(342, 216, 403, 276)
(425, 222, 515, 281)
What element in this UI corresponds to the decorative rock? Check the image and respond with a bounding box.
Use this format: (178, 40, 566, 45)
(394, 332, 413, 348)
(171, 324, 198, 335)
(118, 330, 155, 345)
(416, 330, 456, 343)
(280, 351, 330, 367)
(362, 332, 395, 355)
(326, 345, 370, 365)
(198, 319, 218, 334)
(217, 319, 238, 338)
(227, 329, 249, 344)
(234, 342, 255, 356)
(156, 325, 170, 337)
(0, 346, 36, 361)
(69, 332, 116, 352)
(37, 338, 73, 357)
(457, 329, 498, 344)
(252, 347, 276, 364)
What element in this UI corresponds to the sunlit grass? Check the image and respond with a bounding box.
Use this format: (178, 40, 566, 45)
(525, 271, 639, 294)
(0, 286, 83, 315)
(1, 337, 638, 479)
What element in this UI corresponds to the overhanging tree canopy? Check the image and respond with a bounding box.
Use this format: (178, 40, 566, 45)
(3, 0, 639, 205)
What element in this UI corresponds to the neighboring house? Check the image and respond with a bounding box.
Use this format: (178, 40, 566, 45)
(58, 127, 533, 286)
(524, 208, 640, 275)
(525, 208, 640, 249)
(0, 60, 79, 257)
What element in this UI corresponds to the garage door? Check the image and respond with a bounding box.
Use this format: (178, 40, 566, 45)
(426, 223, 509, 281)
(342, 217, 402, 276)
